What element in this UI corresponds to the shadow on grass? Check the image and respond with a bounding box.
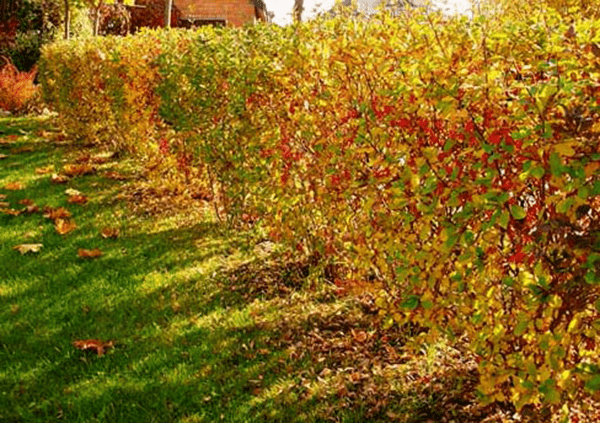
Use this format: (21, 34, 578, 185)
(1, 116, 550, 423)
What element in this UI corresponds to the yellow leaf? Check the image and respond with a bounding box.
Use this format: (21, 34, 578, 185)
(553, 142, 577, 157)
(55, 219, 77, 235)
(13, 244, 43, 254)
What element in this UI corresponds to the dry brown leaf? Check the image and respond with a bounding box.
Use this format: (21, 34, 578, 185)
(104, 171, 127, 181)
(44, 207, 72, 220)
(35, 166, 54, 175)
(17, 199, 34, 206)
(4, 182, 24, 190)
(13, 244, 43, 254)
(72, 339, 114, 356)
(0, 154, 7, 159)
(0, 201, 9, 208)
(352, 330, 368, 343)
(55, 218, 77, 235)
(76, 154, 90, 163)
(62, 164, 95, 177)
(67, 195, 88, 205)
(100, 227, 120, 239)
(11, 146, 34, 154)
(0, 194, 6, 200)
(90, 155, 109, 164)
(78, 248, 103, 259)
(50, 174, 70, 184)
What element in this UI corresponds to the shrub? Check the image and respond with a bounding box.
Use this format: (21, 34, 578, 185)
(39, 2, 600, 414)
(0, 56, 37, 113)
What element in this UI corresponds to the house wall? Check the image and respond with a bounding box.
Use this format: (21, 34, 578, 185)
(175, 0, 260, 27)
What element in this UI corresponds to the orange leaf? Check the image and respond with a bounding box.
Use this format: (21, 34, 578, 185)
(0, 154, 7, 159)
(17, 198, 33, 206)
(62, 164, 95, 177)
(1, 208, 21, 216)
(72, 339, 114, 356)
(352, 330, 368, 343)
(44, 207, 72, 220)
(78, 248, 103, 259)
(100, 227, 120, 239)
(0, 194, 6, 200)
(0, 135, 17, 144)
(4, 182, 24, 190)
(55, 218, 77, 235)
(13, 243, 43, 254)
(0, 201, 9, 208)
(67, 195, 88, 205)
(35, 166, 54, 175)
(50, 174, 70, 184)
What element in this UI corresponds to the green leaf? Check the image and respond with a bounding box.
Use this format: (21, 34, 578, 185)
(530, 167, 545, 179)
(498, 210, 510, 229)
(401, 295, 420, 310)
(586, 375, 600, 392)
(510, 205, 527, 220)
(514, 318, 529, 336)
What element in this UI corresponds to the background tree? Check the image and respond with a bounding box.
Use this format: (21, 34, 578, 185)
(293, 0, 304, 22)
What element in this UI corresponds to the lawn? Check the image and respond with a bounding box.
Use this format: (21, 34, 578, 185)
(0, 115, 550, 422)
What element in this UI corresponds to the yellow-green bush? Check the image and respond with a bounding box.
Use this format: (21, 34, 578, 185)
(39, 2, 600, 414)
(38, 31, 164, 153)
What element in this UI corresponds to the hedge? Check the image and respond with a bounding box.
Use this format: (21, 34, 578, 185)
(39, 1, 600, 413)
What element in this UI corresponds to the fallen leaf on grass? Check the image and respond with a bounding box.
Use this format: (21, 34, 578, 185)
(65, 188, 81, 196)
(35, 166, 54, 175)
(1, 208, 21, 216)
(0, 194, 6, 200)
(44, 207, 72, 220)
(0, 201, 9, 208)
(101, 227, 119, 239)
(23, 205, 40, 214)
(72, 339, 114, 356)
(352, 330, 368, 343)
(90, 155, 109, 164)
(0, 134, 18, 144)
(13, 244, 43, 254)
(55, 218, 77, 235)
(11, 146, 34, 154)
(0, 154, 7, 159)
(62, 164, 95, 177)
(104, 171, 127, 181)
(50, 174, 70, 184)
(4, 182, 24, 190)
(67, 195, 88, 205)
(18, 199, 33, 206)
(78, 248, 103, 259)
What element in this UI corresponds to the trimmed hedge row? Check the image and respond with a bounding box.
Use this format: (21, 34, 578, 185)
(40, 2, 600, 413)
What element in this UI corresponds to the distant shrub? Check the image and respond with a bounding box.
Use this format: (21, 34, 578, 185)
(0, 57, 37, 113)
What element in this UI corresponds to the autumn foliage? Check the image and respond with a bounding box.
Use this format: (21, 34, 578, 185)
(0, 56, 37, 113)
(39, 1, 600, 412)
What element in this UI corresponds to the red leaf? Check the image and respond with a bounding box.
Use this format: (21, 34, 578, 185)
(72, 339, 114, 356)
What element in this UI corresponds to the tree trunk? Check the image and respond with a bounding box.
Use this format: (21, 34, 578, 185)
(293, 0, 304, 22)
(63, 0, 70, 39)
(164, 0, 172, 27)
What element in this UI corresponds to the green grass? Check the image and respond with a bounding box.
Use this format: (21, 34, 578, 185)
(0, 115, 540, 422)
